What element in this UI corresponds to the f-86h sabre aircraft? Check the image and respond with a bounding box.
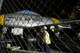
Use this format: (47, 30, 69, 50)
(0, 10, 80, 28)
(0, 0, 80, 28)
(0, 10, 60, 28)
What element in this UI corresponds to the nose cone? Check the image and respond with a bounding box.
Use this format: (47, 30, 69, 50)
(0, 14, 4, 25)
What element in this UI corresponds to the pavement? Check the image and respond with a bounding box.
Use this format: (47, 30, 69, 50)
(0, 49, 71, 53)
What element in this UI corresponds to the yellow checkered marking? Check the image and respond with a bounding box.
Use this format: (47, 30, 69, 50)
(51, 18, 60, 24)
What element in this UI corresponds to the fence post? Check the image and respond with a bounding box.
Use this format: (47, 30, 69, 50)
(0, 0, 3, 11)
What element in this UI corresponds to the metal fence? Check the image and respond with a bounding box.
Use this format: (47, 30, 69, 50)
(0, 0, 80, 53)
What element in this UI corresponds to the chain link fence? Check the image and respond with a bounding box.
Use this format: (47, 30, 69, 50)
(0, 0, 80, 53)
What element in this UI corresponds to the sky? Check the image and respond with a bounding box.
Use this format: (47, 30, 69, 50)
(0, 0, 79, 19)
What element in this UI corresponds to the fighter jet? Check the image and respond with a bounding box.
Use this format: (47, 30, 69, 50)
(0, 9, 60, 28)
